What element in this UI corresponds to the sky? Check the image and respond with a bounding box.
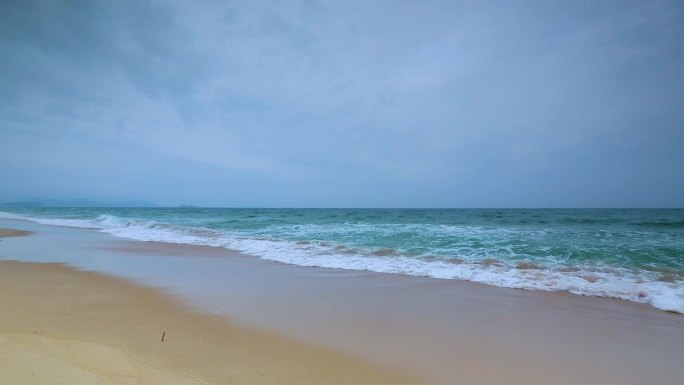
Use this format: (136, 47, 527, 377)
(1, 0, 683, 208)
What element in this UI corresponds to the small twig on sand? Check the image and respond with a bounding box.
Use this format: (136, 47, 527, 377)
(161, 331, 166, 342)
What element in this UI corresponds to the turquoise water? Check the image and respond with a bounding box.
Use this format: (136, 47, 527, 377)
(2, 208, 683, 312)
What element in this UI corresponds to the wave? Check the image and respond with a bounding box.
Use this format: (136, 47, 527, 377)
(1, 211, 682, 314)
(632, 220, 684, 229)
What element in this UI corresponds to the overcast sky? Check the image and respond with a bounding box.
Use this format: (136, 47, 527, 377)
(1, 0, 682, 207)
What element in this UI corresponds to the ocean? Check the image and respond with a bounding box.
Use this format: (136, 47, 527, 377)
(1, 207, 683, 313)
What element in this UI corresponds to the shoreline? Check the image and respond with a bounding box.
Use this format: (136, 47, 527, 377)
(3, 216, 671, 316)
(2, 210, 681, 314)
(3, 214, 680, 315)
(2, 219, 684, 384)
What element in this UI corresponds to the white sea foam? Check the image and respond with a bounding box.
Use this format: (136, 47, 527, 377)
(0, 212, 103, 229)
(2, 211, 682, 313)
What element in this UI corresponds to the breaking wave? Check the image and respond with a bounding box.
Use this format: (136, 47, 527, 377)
(2, 210, 683, 313)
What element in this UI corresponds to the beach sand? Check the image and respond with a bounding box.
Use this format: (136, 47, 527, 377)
(1, 221, 683, 385)
(0, 228, 31, 238)
(0, 240, 417, 384)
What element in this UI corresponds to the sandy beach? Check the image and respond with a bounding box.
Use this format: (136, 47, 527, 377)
(0, 228, 31, 238)
(0, 233, 417, 384)
(1, 220, 683, 385)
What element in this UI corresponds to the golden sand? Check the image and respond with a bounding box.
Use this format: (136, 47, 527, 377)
(0, 259, 417, 385)
(0, 228, 32, 238)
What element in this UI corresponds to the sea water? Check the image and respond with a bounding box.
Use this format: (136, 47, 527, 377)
(1, 208, 682, 313)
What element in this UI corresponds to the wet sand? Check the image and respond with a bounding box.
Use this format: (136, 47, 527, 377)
(1, 219, 683, 385)
(0, 258, 417, 385)
(0, 228, 31, 238)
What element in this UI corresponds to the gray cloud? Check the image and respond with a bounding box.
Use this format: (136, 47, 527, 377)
(1, 0, 683, 207)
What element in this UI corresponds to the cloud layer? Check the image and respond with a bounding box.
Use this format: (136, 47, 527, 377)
(1, 0, 683, 207)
